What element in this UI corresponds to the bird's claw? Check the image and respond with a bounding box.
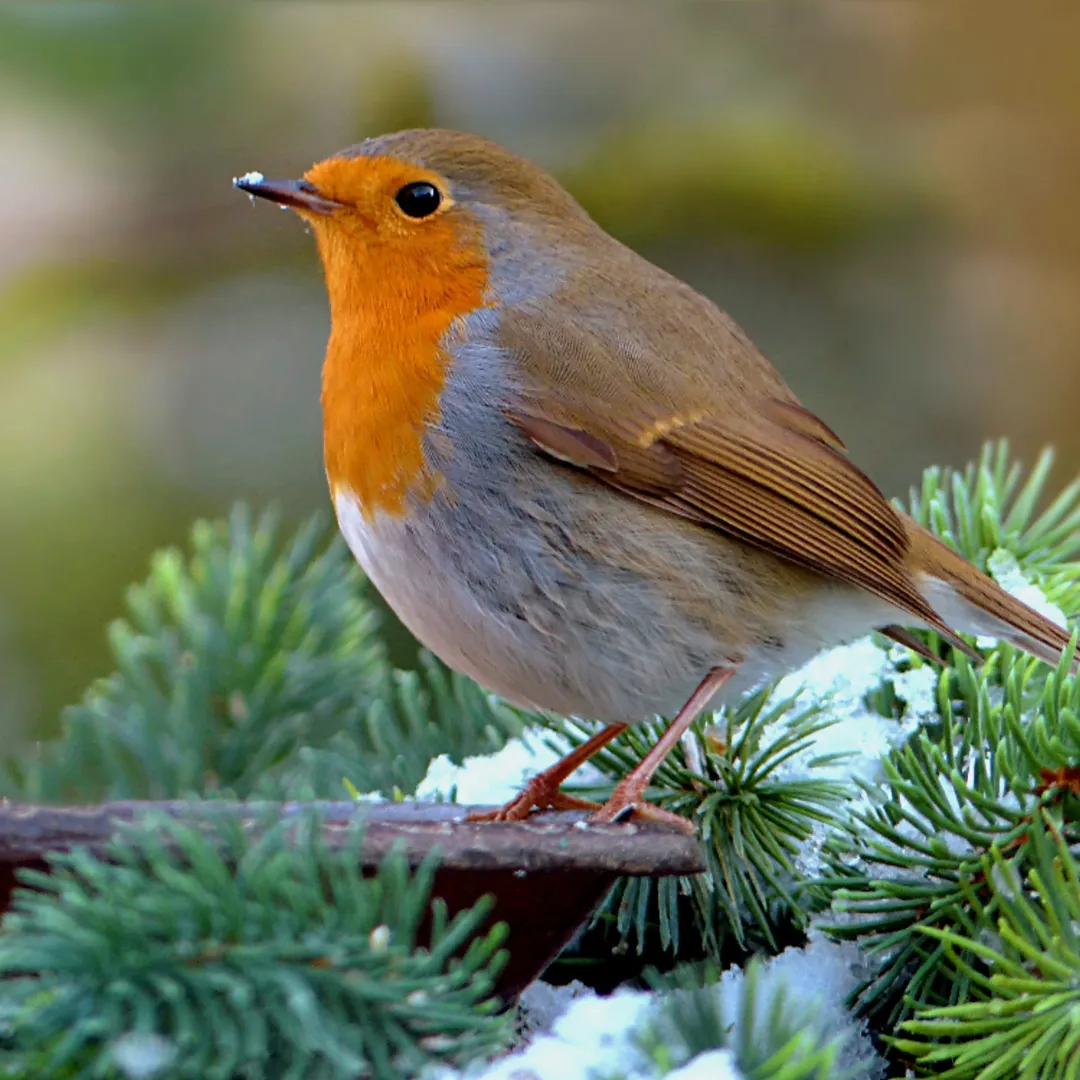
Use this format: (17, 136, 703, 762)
(467, 779, 601, 823)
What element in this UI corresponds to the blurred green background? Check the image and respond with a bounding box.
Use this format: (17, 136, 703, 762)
(2, 3, 1079, 748)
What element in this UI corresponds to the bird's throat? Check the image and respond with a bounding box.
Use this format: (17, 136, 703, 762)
(317, 222, 489, 519)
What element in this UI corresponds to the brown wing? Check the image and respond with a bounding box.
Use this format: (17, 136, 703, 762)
(499, 306, 969, 648)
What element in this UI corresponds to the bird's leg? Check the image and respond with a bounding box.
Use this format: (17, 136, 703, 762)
(590, 666, 736, 833)
(468, 722, 629, 822)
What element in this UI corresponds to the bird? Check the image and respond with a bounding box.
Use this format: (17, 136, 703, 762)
(234, 129, 1078, 832)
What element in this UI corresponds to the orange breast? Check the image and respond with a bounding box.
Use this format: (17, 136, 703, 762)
(314, 199, 489, 519)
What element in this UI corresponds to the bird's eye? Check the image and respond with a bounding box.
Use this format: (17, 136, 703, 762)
(394, 181, 442, 219)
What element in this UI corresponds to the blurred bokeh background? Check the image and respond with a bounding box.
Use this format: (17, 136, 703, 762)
(2, 3, 1078, 747)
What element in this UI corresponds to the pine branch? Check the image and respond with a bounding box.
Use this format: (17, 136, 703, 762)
(280, 650, 527, 800)
(902, 441, 1080, 575)
(0, 813, 511, 1079)
(546, 688, 849, 958)
(893, 812, 1080, 1078)
(0, 507, 524, 804)
(816, 442, 1080, 1034)
(819, 644, 1080, 1030)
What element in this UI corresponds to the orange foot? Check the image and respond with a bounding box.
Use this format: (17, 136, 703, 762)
(467, 721, 628, 823)
(467, 779, 600, 822)
(589, 778, 695, 834)
(586, 667, 735, 835)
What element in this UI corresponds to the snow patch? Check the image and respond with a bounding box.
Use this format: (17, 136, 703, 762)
(980, 548, 1068, 646)
(716, 928, 883, 1078)
(110, 1033, 177, 1079)
(518, 979, 593, 1037)
(664, 1050, 743, 1080)
(774, 637, 929, 787)
(458, 987, 653, 1080)
(766, 636, 943, 876)
(432, 932, 883, 1079)
(348, 787, 385, 803)
(433, 985, 746, 1080)
(414, 731, 603, 806)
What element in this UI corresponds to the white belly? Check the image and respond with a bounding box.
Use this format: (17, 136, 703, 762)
(334, 487, 614, 715)
(333, 479, 900, 725)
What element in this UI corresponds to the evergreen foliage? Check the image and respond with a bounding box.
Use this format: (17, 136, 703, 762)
(809, 445, 1080, 1073)
(548, 690, 847, 958)
(0, 506, 523, 803)
(0, 441, 1076, 1077)
(819, 643, 1080, 1027)
(816, 446, 1080, 1040)
(904, 442, 1080, 576)
(894, 812, 1080, 1078)
(0, 814, 510, 1079)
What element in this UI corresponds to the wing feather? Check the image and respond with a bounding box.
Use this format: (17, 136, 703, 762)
(497, 306, 967, 644)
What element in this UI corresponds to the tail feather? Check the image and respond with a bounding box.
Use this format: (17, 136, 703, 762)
(904, 520, 1078, 671)
(880, 624, 959, 665)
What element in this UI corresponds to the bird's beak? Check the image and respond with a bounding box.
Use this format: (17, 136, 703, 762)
(233, 172, 341, 216)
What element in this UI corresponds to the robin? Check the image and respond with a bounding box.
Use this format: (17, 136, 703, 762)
(235, 130, 1077, 831)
